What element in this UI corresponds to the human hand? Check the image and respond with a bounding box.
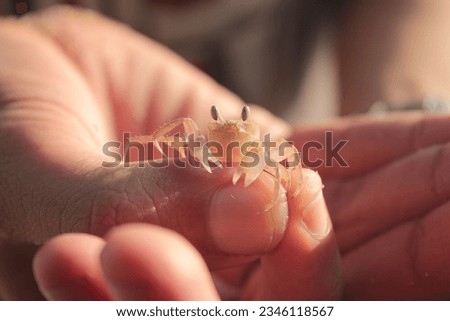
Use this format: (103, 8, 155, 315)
(0, 6, 341, 300)
(290, 112, 450, 299)
(32, 166, 342, 300)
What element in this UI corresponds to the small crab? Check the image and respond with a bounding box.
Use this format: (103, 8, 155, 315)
(128, 106, 301, 209)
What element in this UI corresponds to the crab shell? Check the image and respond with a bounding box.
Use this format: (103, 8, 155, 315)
(207, 120, 260, 165)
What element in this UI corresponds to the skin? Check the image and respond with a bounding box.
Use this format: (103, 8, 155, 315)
(292, 114, 450, 299)
(1, 3, 450, 300)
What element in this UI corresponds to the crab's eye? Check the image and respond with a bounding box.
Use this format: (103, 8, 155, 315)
(211, 105, 219, 121)
(241, 105, 250, 121)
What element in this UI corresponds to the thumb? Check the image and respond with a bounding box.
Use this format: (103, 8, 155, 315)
(90, 162, 289, 269)
(2, 146, 289, 269)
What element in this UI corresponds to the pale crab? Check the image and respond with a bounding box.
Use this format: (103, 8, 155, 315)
(127, 106, 301, 209)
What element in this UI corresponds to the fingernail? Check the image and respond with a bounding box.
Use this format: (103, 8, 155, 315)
(300, 171, 330, 239)
(209, 175, 288, 254)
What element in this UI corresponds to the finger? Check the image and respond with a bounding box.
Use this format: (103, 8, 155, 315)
(18, 6, 290, 136)
(343, 201, 450, 300)
(242, 169, 343, 300)
(20, 5, 238, 134)
(100, 223, 219, 300)
(248, 104, 292, 139)
(89, 165, 289, 270)
(33, 234, 112, 300)
(289, 112, 450, 177)
(330, 142, 450, 252)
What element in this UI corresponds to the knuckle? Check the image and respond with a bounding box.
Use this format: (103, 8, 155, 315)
(89, 168, 163, 236)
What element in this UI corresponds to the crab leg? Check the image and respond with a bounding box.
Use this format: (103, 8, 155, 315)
(262, 143, 302, 212)
(263, 163, 284, 212)
(128, 118, 222, 172)
(270, 139, 302, 197)
(128, 118, 200, 157)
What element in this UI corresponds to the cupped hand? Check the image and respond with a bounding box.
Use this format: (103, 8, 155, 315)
(0, 6, 341, 300)
(290, 112, 450, 299)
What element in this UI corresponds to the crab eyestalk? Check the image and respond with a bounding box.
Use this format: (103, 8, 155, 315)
(210, 105, 225, 124)
(241, 105, 250, 121)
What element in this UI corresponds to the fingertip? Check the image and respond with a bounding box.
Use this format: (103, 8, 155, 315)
(297, 169, 325, 206)
(33, 233, 111, 300)
(100, 224, 219, 300)
(209, 172, 288, 255)
(297, 169, 331, 240)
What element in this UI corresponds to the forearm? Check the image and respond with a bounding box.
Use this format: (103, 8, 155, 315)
(339, 0, 450, 114)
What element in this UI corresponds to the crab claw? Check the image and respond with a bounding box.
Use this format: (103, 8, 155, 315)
(193, 136, 223, 173)
(199, 153, 223, 174)
(153, 139, 166, 157)
(233, 149, 266, 186)
(199, 150, 213, 173)
(232, 168, 243, 185)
